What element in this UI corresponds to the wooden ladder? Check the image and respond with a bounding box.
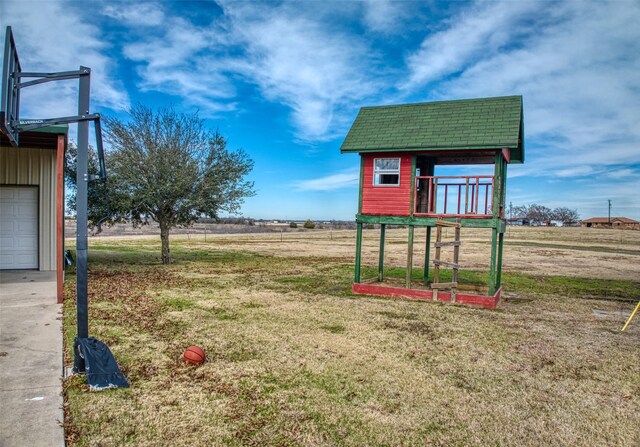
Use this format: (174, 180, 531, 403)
(431, 219, 461, 303)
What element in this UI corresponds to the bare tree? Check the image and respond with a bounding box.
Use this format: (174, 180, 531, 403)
(552, 207, 580, 224)
(512, 204, 529, 219)
(511, 203, 579, 225)
(527, 204, 553, 224)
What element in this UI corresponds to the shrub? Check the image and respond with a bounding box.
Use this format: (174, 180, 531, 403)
(303, 219, 316, 229)
(289, 222, 298, 228)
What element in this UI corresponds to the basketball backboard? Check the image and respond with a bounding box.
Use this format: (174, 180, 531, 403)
(1, 26, 21, 146)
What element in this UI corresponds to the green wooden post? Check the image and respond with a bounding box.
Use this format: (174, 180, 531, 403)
(378, 224, 386, 282)
(406, 225, 414, 288)
(489, 152, 504, 295)
(495, 155, 508, 290)
(354, 223, 363, 283)
(501, 158, 508, 219)
(423, 226, 431, 284)
(496, 231, 504, 289)
(489, 227, 498, 295)
(353, 157, 365, 285)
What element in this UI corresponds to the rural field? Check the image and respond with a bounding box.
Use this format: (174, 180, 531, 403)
(63, 226, 640, 446)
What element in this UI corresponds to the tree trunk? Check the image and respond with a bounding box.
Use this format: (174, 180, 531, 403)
(160, 222, 171, 264)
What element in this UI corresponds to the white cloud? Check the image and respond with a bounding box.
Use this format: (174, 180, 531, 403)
(554, 166, 594, 178)
(122, 18, 214, 69)
(19, 0, 390, 141)
(293, 168, 359, 191)
(218, 1, 381, 141)
(602, 168, 637, 179)
(1, 0, 130, 120)
(102, 3, 165, 27)
(403, 1, 541, 89)
(99, 1, 384, 137)
(403, 0, 640, 184)
(107, 8, 237, 116)
(361, 0, 407, 33)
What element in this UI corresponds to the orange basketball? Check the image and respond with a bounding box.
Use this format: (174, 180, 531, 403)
(183, 345, 206, 365)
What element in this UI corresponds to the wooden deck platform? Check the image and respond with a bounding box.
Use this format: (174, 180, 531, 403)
(352, 282, 502, 309)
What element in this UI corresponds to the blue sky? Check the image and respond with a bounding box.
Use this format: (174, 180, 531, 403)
(2, 0, 639, 220)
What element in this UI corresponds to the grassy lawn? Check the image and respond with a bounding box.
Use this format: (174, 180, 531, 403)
(63, 230, 640, 446)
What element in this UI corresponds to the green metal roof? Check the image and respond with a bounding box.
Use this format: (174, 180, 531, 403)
(0, 124, 68, 149)
(340, 95, 524, 163)
(30, 124, 69, 135)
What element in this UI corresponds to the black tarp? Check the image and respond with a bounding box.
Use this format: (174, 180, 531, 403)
(75, 337, 129, 391)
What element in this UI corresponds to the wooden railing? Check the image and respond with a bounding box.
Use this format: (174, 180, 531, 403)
(414, 175, 494, 218)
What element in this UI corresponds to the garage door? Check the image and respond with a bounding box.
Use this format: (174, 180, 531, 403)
(0, 187, 38, 269)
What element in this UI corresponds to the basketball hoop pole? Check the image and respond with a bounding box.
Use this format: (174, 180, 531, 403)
(9, 65, 105, 373)
(3, 28, 128, 385)
(74, 67, 91, 371)
(10, 63, 95, 373)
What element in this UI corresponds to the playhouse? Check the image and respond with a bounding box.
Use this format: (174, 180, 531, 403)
(340, 95, 524, 308)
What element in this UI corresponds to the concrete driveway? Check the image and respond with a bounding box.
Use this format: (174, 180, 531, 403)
(0, 270, 64, 447)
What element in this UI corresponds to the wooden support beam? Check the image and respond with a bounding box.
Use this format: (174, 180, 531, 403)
(451, 222, 461, 303)
(354, 223, 363, 284)
(495, 155, 508, 288)
(432, 224, 442, 301)
(355, 214, 500, 229)
(434, 241, 461, 248)
(496, 231, 505, 289)
(406, 225, 414, 288)
(489, 227, 498, 295)
(500, 159, 508, 218)
(488, 152, 503, 295)
(378, 224, 386, 282)
(432, 260, 460, 269)
(423, 226, 431, 284)
(435, 220, 461, 228)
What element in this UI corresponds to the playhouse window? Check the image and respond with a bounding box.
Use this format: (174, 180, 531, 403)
(373, 158, 400, 186)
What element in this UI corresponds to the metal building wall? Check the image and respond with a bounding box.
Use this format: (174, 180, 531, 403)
(0, 146, 57, 270)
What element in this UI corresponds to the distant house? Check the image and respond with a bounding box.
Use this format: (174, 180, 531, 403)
(507, 218, 529, 226)
(580, 217, 640, 230)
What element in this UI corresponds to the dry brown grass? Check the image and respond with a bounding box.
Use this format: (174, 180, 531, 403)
(63, 227, 640, 446)
(198, 226, 640, 280)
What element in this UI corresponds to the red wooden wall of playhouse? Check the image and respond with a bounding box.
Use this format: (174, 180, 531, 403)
(361, 153, 412, 216)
